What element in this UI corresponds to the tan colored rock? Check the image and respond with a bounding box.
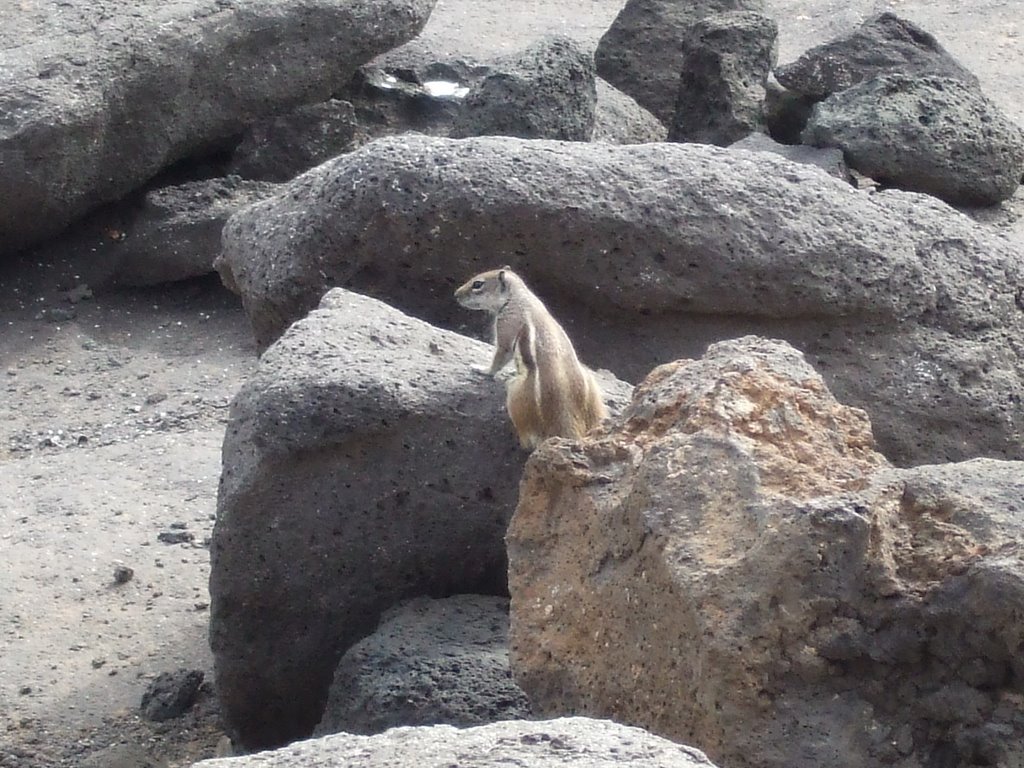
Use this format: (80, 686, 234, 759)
(508, 336, 1024, 768)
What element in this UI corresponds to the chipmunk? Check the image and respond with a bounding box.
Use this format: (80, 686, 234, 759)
(454, 266, 607, 449)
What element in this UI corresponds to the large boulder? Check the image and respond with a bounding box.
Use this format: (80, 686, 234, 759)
(775, 12, 980, 100)
(508, 336, 1024, 768)
(314, 595, 531, 736)
(594, 0, 765, 125)
(210, 287, 631, 750)
(668, 11, 778, 146)
(803, 74, 1024, 206)
(451, 36, 597, 141)
(217, 135, 1024, 466)
(0, 0, 435, 257)
(209, 288, 517, 750)
(194, 717, 720, 768)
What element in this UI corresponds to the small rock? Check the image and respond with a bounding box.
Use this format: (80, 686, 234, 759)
(140, 669, 204, 722)
(36, 307, 76, 323)
(144, 393, 167, 406)
(18, 686, 32, 695)
(215, 736, 235, 758)
(79, 743, 162, 768)
(113, 566, 135, 586)
(157, 531, 194, 545)
(64, 284, 93, 304)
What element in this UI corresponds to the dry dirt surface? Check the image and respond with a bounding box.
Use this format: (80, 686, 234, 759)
(1, 0, 1022, 766)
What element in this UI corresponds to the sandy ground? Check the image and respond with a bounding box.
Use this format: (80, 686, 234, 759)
(0, 273, 254, 766)
(1, 0, 1022, 765)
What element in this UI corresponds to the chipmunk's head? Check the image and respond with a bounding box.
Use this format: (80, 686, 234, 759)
(454, 266, 517, 311)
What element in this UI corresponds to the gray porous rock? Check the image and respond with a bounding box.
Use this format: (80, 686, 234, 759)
(594, 0, 766, 125)
(369, 46, 664, 144)
(728, 132, 851, 181)
(192, 717, 720, 768)
(27, 176, 279, 288)
(209, 287, 631, 750)
(668, 11, 778, 146)
(114, 177, 280, 286)
(508, 336, 1024, 768)
(451, 36, 597, 141)
(342, 66, 467, 141)
(775, 12, 980, 100)
(0, 0, 435, 257)
(803, 73, 1024, 206)
(140, 668, 204, 722)
(227, 100, 362, 183)
(216, 135, 1024, 466)
(592, 78, 668, 144)
(314, 595, 532, 736)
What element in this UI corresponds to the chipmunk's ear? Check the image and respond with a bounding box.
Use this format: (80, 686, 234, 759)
(498, 267, 509, 289)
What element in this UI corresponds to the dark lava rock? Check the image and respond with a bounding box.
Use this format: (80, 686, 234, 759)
(140, 669, 204, 722)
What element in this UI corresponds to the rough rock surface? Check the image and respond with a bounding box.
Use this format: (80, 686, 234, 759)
(0, 0, 436, 257)
(592, 78, 668, 144)
(217, 135, 1024, 466)
(669, 11, 779, 146)
(776, 12, 980, 100)
(508, 336, 1024, 768)
(729, 132, 850, 180)
(367, 46, 662, 144)
(227, 100, 362, 183)
(113, 177, 279, 286)
(451, 36, 597, 141)
(314, 595, 532, 736)
(209, 289, 517, 750)
(594, 0, 766, 125)
(140, 669, 205, 722)
(803, 74, 1024, 206)
(194, 717, 720, 768)
(210, 287, 631, 750)
(344, 66, 468, 140)
(26, 176, 279, 288)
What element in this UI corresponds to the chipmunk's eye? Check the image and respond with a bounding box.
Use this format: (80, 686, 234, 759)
(472, 280, 484, 290)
